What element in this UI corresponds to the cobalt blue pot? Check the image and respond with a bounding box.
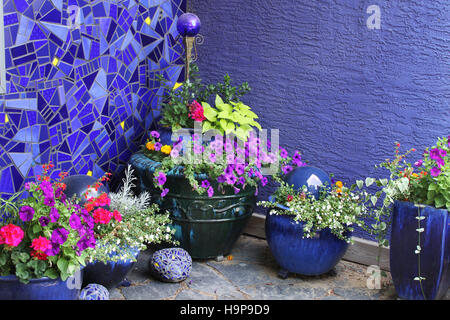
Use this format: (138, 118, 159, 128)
(0, 274, 82, 300)
(265, 198, 350, 277)
(390, 201, 450, 300)
(82, 247, 140, 290)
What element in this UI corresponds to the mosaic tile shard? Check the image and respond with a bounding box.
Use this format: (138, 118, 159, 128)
(0, 0, 186, 197)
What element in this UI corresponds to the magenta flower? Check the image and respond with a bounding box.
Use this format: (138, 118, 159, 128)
(414, 159, 423, 167)
(19, 206, 35, 222)
(261, 176, 268, 186)
(234, 187, 240, 194)
(226, 174, 237, 185)
(209, 153, 216, 163)
(217, 175, 226, 183)
(430, 167, 441, 177)
(161, 188, 169, 198)
(238, 176, 246, 185)
(45, 243, 60, 256)
(282, 165, 293, 175)
(279, 148, 288, 159)
(201, 180, 210, 188)
(207, 186, 214, 198)
(156, 172, 167, 186)
(170, 148, 179, 158)
(154, 142, 162, 151)
(235, 164, 245, 176)
(151, 131, 160, 138)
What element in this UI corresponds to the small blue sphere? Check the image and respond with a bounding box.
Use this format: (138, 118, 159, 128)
(284, 166, 332, 199)
(149, 248, 192, 283)
(177, 13, 201, 37)
(79, 283, 110, 300)
(62, 174, 109, 205)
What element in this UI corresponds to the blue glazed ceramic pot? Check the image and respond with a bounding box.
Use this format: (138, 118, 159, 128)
(390, 201, 450, 300)
(265, 198, 349, 276)
(0, 274, 82, 300)
(82, 247, 140, 290)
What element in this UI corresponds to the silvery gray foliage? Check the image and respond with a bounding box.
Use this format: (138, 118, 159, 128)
(109, 165, 152, 216)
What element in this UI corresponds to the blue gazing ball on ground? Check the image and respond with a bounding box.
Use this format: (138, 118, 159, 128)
(149, 248, 192, 283)
(177, 13, 201, 37)
(284, 166, 332, 199)
(79, 283, 110, 300)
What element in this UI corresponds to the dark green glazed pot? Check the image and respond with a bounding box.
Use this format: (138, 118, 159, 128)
(129, 153, 256, 259)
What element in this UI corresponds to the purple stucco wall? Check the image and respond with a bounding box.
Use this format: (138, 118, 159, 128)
(192, 0, 450, 239)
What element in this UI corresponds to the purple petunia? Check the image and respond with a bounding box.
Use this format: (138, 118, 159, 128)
(226, 174, 237, 185)
(39, 216, 49, 227)
(261, 176, 268, 187)
(235, 164, 245, 176)
(69, 213, 82, 230)
(156, 172, 167, 186)
(207, 186, 214, 198)
(279, 148, 288, 159)
(201, 180, 210, 188)
(154, 142, 162, 151)
(282, 165, 293, 175)
(19, 206, 35, 222)
(45, 242, 60, 256)
(50, 227, 69, 245)
(430, 167, 441, 177)
(49, 207, 60, 223)
(414, 159, 423, 167)
(161, 188, 169, 198)
(238, 176, 246, 185)
(151, 131, 160, 139)
(217, 175, 226, 183)
(209, 153, 216, 163)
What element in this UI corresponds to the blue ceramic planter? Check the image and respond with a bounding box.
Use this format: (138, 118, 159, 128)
(0, 274, 82, 300)
(390, 201, 450, 300)
(265, 199, 349, 276)
(82, 247, 140, 290)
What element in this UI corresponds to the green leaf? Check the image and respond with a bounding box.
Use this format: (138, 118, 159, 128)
(379, 178, 388, 186)
(356, 180, 364, 189)
(217, 110, 234, 120)
(202, 121, 213, 133)
(365, 177, 375, 187)
(370, 196, 378, 206)
(435, 195, 445, 208)
(202, 103, 217, 122)
(57, 258, 69, 274)
(44, 268, 59, 279)
(428, 183, 438, 191)
(32, 224, 41, 234)
(215, 94, 224, 107)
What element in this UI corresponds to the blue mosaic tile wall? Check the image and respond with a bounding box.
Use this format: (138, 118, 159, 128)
(0, 0, 186, 198)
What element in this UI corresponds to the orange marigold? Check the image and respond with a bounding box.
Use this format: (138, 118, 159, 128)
(146, 142, 155, 151)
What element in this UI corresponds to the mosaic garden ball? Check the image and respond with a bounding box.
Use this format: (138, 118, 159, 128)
(79, 283, 109, 300)
(149, 248, 192, 283)
(62, 174, 109, 205)
(284, 166, 332, 199)
(177, 13, 201, 37)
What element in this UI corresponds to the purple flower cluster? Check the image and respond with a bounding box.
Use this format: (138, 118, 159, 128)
(68, 205, 96, 255)
(425, 147, 447, 177)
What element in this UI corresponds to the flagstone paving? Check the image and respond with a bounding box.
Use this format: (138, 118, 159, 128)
(108, 235, 449, 300)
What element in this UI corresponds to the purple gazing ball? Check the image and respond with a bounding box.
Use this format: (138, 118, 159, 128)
(177, 13, 201, 37)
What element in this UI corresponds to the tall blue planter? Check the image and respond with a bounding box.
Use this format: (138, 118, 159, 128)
(0, 275, 82, 300)
(265, 202, 350, 276)
(390, 201, 450, 300)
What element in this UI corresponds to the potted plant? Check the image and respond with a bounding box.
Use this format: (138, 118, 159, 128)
(156, 63, 251, 143)
(258, 171, 368, 278)
(129, 128, 300, 260)
(358, 137, 450, 300)
(0, 164, 92, 300)
(80, 166, 177, 289)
